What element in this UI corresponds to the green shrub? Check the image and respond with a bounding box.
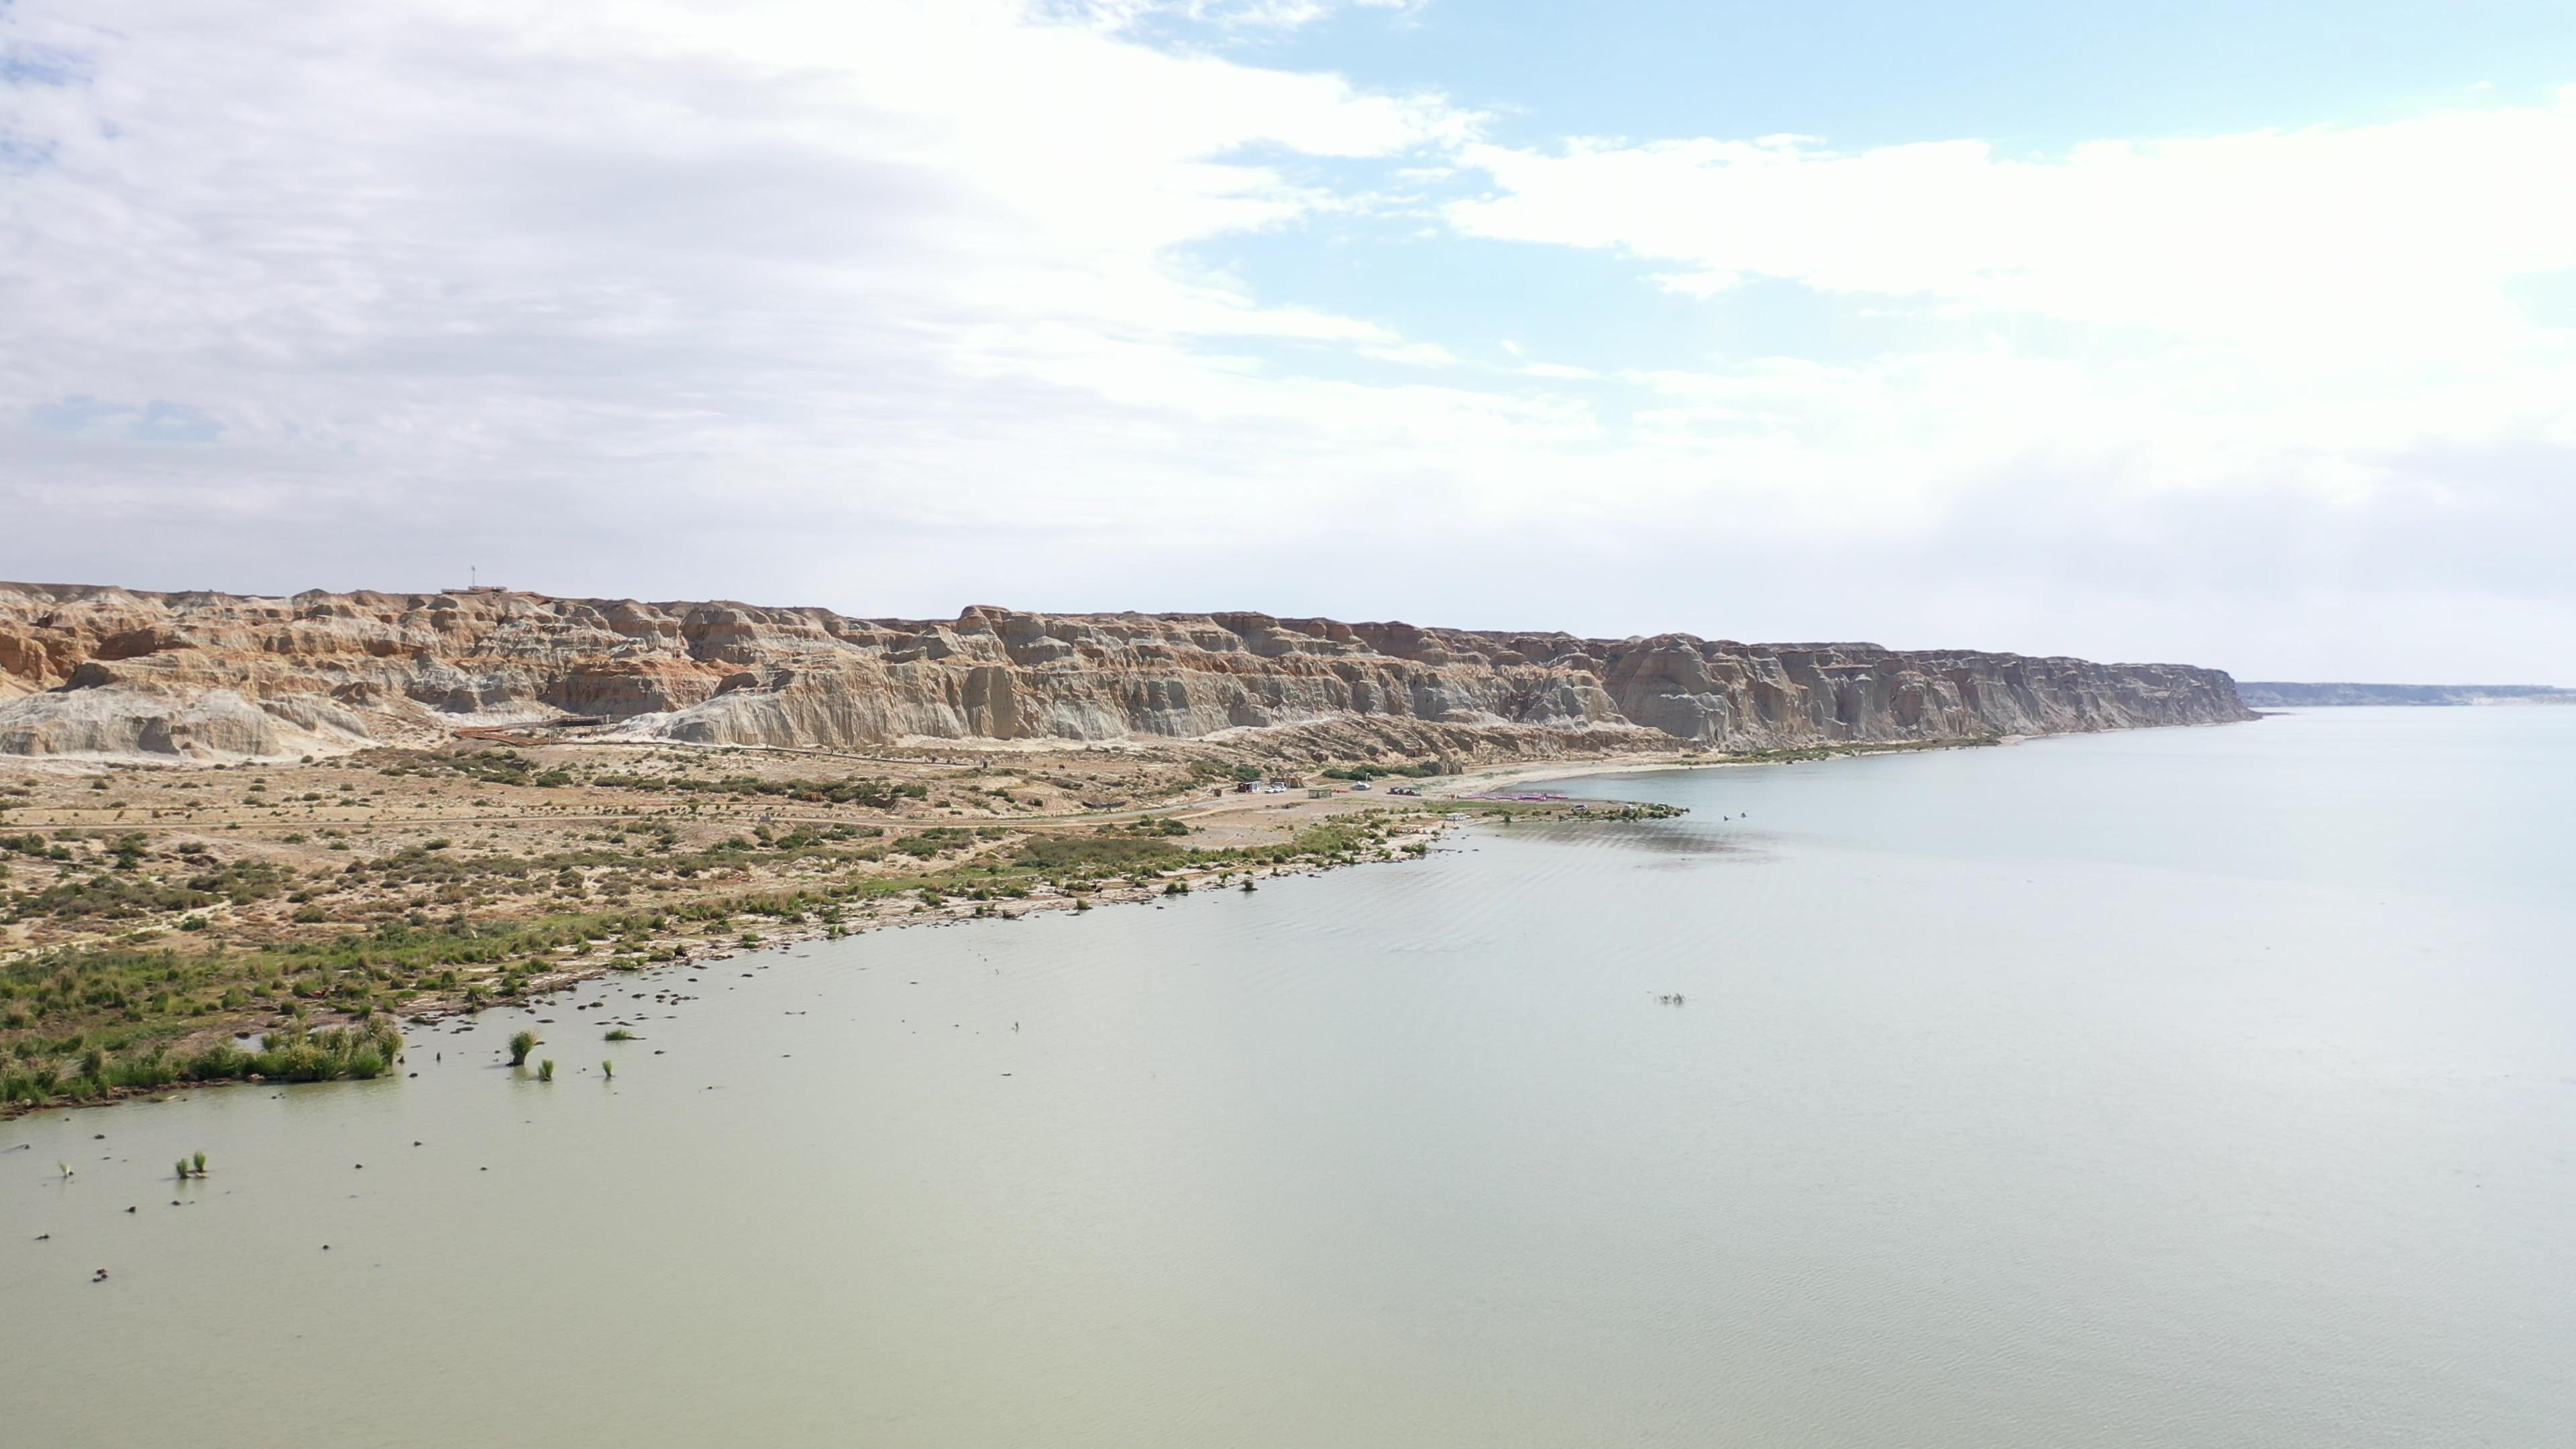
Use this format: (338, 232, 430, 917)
(170, 1019, 400, 1087)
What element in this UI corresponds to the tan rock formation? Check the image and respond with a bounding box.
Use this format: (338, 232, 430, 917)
(0, 582, 2255, 761)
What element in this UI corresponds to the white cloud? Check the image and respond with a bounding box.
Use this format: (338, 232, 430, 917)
(0, 0, 2570, 681)
(1047, 0, 1417, 35)
(1450, 97, 2576, 358)
(1440, 97, 2576, 602)
(0, 1, 1483, 517)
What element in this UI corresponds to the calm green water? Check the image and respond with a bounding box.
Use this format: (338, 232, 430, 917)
(6, 707, 2572, 1446)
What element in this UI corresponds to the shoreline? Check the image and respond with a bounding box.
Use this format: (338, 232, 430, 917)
(1425, 735, 2018, 795)
(1, 725, 2153, 1117)
(0, 811, 1468, 1119)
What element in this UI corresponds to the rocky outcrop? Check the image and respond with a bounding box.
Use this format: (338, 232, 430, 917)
(0, 582, 2256, 761)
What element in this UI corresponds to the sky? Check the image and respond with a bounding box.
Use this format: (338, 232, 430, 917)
(4, 0, 2574, 682)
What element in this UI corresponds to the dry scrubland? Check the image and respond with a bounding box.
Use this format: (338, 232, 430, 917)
(0, 734, 1682, 1112)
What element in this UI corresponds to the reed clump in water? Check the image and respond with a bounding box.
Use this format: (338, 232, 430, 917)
(194, 1018, 405, 1083)
(508, 1030, 536, 1066)
(13, 1019, 405, 1105)
(537, 1058, 555, 1082)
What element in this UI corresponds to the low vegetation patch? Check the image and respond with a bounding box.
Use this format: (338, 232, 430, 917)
(1008, 831, 1188, 873)
(1, 1018, 402, 1106)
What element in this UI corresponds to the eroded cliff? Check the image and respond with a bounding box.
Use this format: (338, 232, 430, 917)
(0, 582, 2255, 761)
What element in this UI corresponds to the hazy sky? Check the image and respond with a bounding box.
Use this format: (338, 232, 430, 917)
(5, 1, 2573, 680)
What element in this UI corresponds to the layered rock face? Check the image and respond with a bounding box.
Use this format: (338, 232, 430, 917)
(0, 582, 2255, 760)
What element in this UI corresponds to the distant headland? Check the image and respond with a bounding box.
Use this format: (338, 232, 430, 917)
(2237, 682, 2575, 708)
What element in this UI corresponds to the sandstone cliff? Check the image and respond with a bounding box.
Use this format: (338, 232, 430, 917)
(0, 583, 2256, 761)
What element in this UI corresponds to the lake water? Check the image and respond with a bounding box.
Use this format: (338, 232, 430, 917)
(5, 706, 2572, 1446)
